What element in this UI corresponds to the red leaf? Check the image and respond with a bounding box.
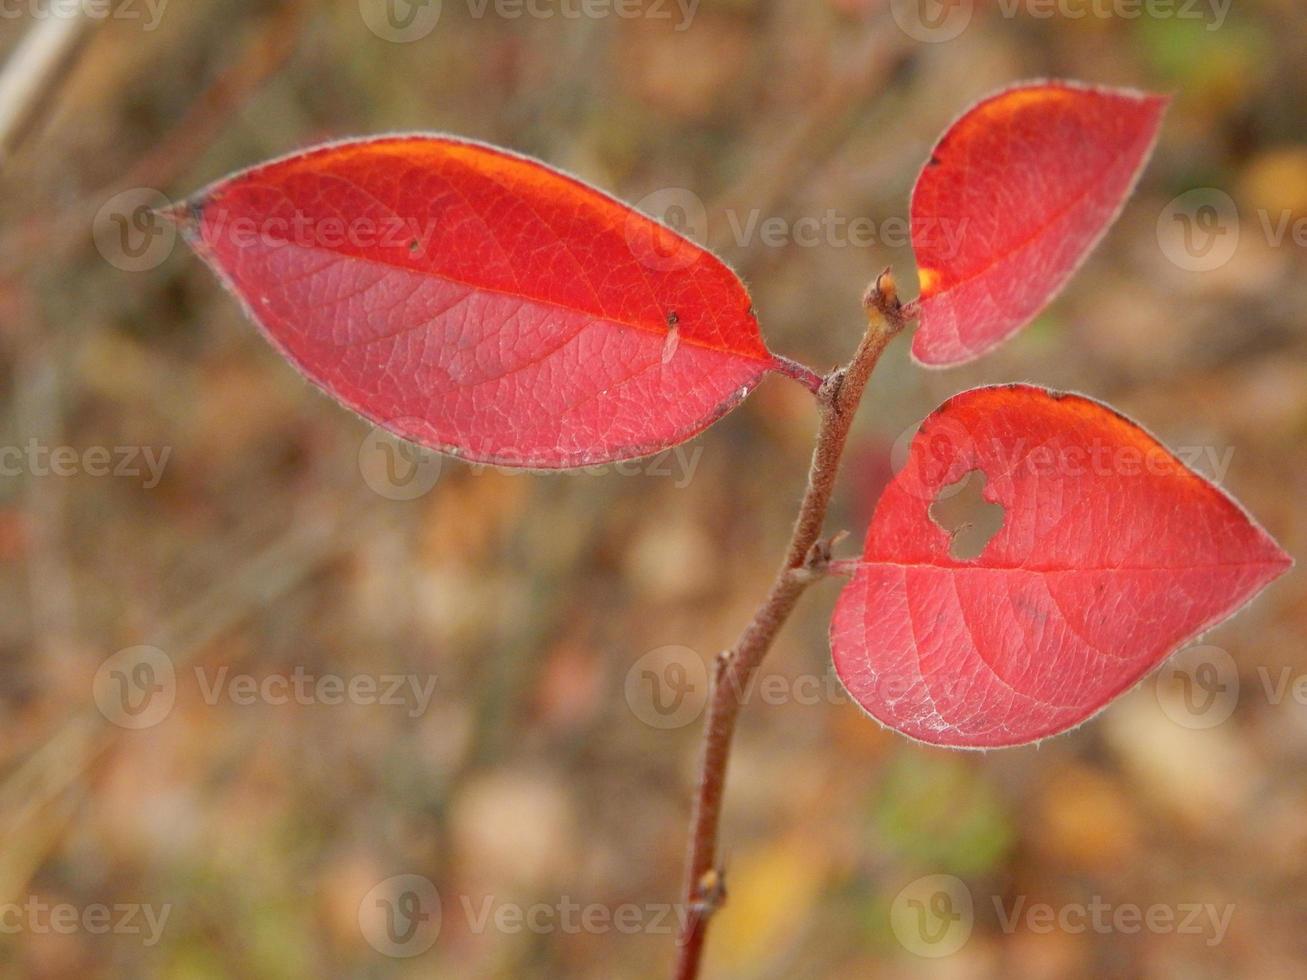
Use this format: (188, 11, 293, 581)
(830, 385, 1291, 748)
(910, 81, 1168, 367)
(174, 136, 781, 467)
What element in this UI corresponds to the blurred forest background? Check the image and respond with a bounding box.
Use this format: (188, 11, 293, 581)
(1, 0, 1306, 977)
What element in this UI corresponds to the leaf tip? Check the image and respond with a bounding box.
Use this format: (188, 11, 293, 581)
(1268, 540, 1295, 576)
(154, 195, 205, 240)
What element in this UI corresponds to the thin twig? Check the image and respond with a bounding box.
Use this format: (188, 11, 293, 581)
(771, 353, 826, 394)
(673, 270, 911, 980)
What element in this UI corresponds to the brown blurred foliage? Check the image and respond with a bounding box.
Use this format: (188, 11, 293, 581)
(1, 1, 1305, 977)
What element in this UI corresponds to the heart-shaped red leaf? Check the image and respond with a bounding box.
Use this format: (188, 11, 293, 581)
(174, 136, 781, 467)
(910, 81, 1168, 367)
(830, 385, 1291, 748)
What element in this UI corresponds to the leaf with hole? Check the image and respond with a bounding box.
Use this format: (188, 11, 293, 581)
(910, 81, 1168, 366)
(172, 136, 782, 468)
(829, 384, 1291, 748)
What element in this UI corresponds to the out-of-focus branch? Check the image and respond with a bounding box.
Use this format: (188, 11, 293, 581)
(0, 4, 118, 169)
(0, 1, 307, 268)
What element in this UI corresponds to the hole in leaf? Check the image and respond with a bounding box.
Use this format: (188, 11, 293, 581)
(928, 469, 1005, 561)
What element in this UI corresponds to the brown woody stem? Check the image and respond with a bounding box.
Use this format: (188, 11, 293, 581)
(673, 270, 910, 980)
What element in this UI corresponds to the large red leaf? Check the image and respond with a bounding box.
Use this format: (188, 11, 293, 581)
(910, 81, 1168, 367)
(173, 136, 781, 467)
(830, 385, 1291, 748)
